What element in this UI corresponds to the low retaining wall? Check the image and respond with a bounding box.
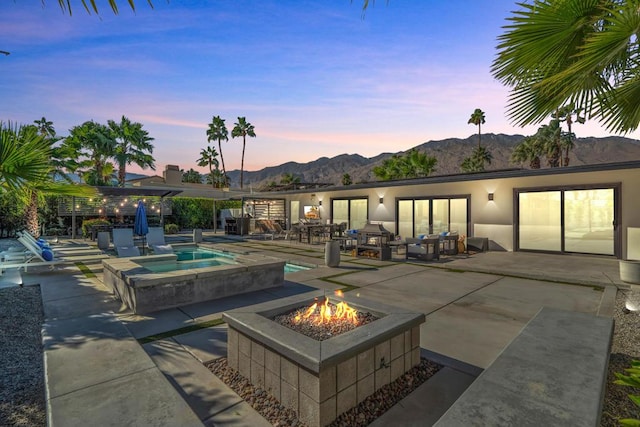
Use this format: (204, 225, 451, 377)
(434, 307, 614, 426)
(102, 253, 285, 314)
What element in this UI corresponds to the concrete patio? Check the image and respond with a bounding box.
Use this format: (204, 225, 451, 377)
(5, 232, 622, 426)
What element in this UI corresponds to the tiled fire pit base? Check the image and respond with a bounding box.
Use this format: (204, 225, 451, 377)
(223, 292, 425, 427)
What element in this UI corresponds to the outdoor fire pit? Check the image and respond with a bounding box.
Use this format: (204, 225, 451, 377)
(223, 291, 425, 427)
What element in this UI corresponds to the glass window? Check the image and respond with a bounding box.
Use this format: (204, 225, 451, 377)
(414, 200, 430, 236)
(432, 199, 449, 235)
(331, 198, 367, 229)
(290, 200, 300, 226)
(350, 199, 368, 230)
(519, 191, 561, 251)
(450, 198, 468, 236)
(332, 200, 348, 226)
(397, 200, 413, 239)
(564, 189, 614, 255)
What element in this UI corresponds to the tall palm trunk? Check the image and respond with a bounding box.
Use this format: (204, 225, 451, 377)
(240, 135, 246, 188)
(564, 117, 573, 167)
(477, 123, 482, 149)
(26, 192, 40, 238)
(118, 163, 126, 187)
(217, 139, 227, 184)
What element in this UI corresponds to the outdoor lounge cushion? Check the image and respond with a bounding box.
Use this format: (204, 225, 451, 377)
(151, 244, 174, 254)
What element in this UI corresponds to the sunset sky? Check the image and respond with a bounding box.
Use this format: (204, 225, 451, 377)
(1, 1, 633, 175)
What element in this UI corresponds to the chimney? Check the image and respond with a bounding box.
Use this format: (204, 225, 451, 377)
(163, 165, 182, 185)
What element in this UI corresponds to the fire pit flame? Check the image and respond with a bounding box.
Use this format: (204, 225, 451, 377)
(292, 297, 359, 325)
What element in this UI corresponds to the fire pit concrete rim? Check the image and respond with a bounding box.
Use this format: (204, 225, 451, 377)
(223, 292, 425, 372)
(223, 291, 424, 316)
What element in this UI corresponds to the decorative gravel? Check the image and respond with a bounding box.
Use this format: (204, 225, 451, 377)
(600, 289, 640, 426)
(0, 285, 45, 427)
(273, 299, 378, 341)
(205, 356, 442, 427)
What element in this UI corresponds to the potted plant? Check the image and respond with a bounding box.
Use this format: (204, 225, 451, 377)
(619, 259, 640, 284)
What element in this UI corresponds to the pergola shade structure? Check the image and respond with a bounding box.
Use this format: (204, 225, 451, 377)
(58, 187, 182, 238)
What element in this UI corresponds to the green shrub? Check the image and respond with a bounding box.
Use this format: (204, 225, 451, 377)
(614, 359, 640, 426)
(81, 218, 110, 238)
(164, 223, 179, 234)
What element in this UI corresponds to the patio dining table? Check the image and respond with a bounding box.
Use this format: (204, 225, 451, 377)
(299, 224, 336, 244)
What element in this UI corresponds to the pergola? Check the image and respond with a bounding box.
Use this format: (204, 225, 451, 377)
(62, 187, 183, 239)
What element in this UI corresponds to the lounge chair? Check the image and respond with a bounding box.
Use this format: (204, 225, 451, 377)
(146, 227, 174, 254)
(112, 228, 141, 257)
(0, 235, 63, 275)
(257, 220, 286, 239)
(0, 236, 107, 275)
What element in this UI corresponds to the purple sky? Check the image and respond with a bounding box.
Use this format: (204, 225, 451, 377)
(1, 1, 632, 175)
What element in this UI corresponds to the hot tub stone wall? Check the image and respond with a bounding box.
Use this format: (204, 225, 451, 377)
(102, 255, 285, 314)
(227, 325, 421, 427)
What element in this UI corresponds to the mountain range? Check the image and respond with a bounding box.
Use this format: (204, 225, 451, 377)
(222, 133, 640, 189)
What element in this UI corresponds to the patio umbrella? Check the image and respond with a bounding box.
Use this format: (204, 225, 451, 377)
(134, 201, 149, 255)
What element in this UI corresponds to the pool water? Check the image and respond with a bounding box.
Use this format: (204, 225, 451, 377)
(175, 248, 234, 261)
(284, 263, 310, 273)
(141, 247, 311, 274)
(144, 258, 234, 273)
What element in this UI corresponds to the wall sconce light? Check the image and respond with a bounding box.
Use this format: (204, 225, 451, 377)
(488, 193, 494, 201)
(379, 197, 384, 204)
(318, 200, 322, 206)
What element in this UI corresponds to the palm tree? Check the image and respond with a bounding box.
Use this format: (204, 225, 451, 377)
(511, 135, 543, 169)
(64, 121, 118, 186)
(205, 169, 225, 187)
(468, 109, 486, 149)
(537, 120, 564, 168)
(108, 116, 155, 187)
(206, 116, 229, 184)
(404, 149, 437, 178)
(280, 173, 300, 185)
(373, 154, 403, 180)
(182, 168, 202, 184)
(56, 0, 151, 15)
(0, 122, 95, 236)
(492, 0, 640, 134)
(231, 117, 256, 189)
(342, 173, 352, 186)
(461, 146, 492, 173)
(553, 104, 585, 166)
(197, 146, 220, 188)
(373, 150, 437, 181)
(34, 117, 55, 138)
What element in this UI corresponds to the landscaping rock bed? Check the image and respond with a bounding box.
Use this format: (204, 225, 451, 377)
(205, 356, 442, 427)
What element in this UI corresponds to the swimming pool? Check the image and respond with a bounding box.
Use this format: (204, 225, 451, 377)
(174, 247, 234, 261)
(143, 257, 236, 273)
(284, 263, 311, 273)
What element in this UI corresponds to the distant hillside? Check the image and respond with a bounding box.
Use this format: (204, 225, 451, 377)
(224, 133, 640, 189)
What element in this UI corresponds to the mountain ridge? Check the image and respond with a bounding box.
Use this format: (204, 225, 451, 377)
(223, 133, 640, 189)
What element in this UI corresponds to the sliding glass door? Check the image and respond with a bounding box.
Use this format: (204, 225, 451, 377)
(396, 196, 469, 238)
(331, 198, 368, 229)
(517, 186, 617, 256)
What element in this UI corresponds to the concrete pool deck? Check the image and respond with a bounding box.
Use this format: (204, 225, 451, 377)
(5, 232, 623, 426)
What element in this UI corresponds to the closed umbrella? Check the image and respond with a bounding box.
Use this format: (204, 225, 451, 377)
(134, 201, 149, 255)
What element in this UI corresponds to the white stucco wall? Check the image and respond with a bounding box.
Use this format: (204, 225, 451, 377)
(283, 164, 640, 258)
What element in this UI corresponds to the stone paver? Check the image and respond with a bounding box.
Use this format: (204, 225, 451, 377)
(173, 325, 228, 363)
(44, 312, 156, 398)
(48, 368, 202, 427)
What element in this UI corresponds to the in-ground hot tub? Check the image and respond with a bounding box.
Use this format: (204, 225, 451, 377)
(102, 248, 285, 314)
(223, 292, 425, 427)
